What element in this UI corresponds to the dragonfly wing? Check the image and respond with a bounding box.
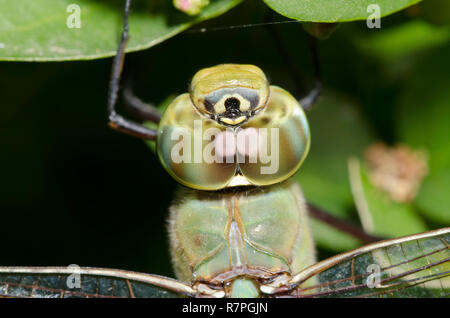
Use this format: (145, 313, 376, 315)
(290, 228, 450, 297)
(0, 267, 194, 298)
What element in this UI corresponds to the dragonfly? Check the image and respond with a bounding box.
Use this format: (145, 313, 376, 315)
(1, 0, 449, 298)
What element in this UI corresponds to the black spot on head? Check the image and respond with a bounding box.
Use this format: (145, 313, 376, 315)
(225, 97, 240, 111)
(203, 99, 215, 113)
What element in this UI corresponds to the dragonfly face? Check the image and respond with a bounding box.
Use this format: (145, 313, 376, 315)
(156, 64, 310, 190)
(190, 64, 270, 126)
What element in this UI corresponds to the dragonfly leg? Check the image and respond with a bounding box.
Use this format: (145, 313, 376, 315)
(299, 36, 322, 111)
(122, 70, 162, 124)
(107, 0, 157, 140)
(265, 11, 322, 111)
(265, 12, 306, 98)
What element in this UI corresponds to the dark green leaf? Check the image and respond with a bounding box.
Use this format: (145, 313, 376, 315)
(0, 0, 243, 61)
(415, 170, 450, 224)
(396, 44, 450, 173)
(262, 0, 421, 22)
(418, 0, 450, 26)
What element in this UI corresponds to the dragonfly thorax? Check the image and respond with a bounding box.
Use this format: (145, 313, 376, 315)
(168, 181, 316, 298)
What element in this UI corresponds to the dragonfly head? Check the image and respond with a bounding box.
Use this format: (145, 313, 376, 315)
(190, 64, 270, 126)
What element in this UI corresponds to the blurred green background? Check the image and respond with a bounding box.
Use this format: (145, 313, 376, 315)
(0, 0, 449, 279)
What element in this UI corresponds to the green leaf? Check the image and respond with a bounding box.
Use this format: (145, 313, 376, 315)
(356, 20, 450, 63)
(415, 170, 450, 224)
(395, 43, 450, 226)
(396, 44, 450, 173)
(262, 0, 421, 22)
(309, 218, 361, 252)
(348, 158, 427, 238)
(0, 0, 243, 61)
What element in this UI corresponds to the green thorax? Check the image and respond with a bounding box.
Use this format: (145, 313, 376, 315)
(168, 180, 315, 297)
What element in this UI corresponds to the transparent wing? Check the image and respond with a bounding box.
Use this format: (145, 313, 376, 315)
(0, 267, 194, 298)
(289, 228, 450, 298)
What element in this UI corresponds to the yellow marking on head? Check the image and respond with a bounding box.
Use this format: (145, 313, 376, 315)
(213, 95, 228, 113)
(220, 116, 247, 125)
(237, 96, 251, 112)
